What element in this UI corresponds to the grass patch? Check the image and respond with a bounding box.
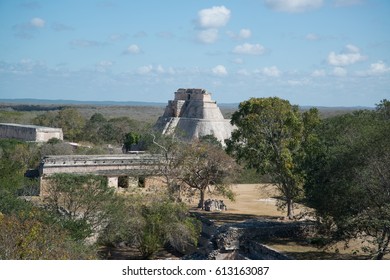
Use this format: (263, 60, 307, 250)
(260, 236, 387, 260)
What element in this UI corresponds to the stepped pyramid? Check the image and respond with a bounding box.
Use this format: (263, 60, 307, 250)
(155, 88, 234, 144)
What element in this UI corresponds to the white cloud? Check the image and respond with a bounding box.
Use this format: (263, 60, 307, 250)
(70, 39, 106, 48)
(197, 29, 218, 44)
(264, 0, 323, 13)
(98, 60, 113, 67)
(109, 33, 128, 41)
(233, 43, 265, 55)
(306, 33, 319, 41)
(123, 44, 141, 54)
(367, 61, 390, 75)
(212, 65, 228, 77)
(327, 44, 365, 66)
(237, 69, 250, 76)
(30, 17, 45, 28)
(227, 28, 252, 40)
(239, 29, 252, 39)
(198, 6, 231, 28)
(345, 44, 360, 53)
(232, 58, 244, 64)
(157, 31, 175, 39)
(333, 67, 347, 77)
(95, 60, 113, 72)
(133, 31, 147, 38)
(287, 79, 309, 86)
(137, 65, 153, 75)
(156, 65, 165, 74)
(52, 22, 74, 32)
(311, 69, 326, 77)
(262, 66, 281, 77)
(166, 67, 176, 75)
(135, 64, 176, 75)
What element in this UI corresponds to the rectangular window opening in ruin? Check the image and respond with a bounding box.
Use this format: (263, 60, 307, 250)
(138, 176, 145, 188)
(118, 176, 129, 188)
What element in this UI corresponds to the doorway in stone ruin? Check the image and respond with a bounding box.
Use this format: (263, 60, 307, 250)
(138, 176, 145, 188)
(118, 176, 129, 188)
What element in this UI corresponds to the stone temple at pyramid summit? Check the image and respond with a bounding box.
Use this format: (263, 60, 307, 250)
(154, 88, 234, 144)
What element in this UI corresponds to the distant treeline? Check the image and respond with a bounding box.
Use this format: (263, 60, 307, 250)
(0, 104, 65, 112)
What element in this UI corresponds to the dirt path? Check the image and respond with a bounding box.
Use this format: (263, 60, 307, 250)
(189, 184, 308, 223)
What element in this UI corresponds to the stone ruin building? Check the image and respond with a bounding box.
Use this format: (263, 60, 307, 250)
(0, 123, 63, 142)
(154, 88, 234, 144)
(38, 154, 163, 196)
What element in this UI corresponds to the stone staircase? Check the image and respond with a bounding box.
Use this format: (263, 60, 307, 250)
(161, 117, 179, 135)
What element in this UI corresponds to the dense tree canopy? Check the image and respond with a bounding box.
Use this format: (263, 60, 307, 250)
(226, 97, 320, 218)
(33, 108, 149, 146)
(99, 192, 201, 259)
(0, 140, 99, 259)
(44, 173, 116, 237)
(304, 102, 390, 259)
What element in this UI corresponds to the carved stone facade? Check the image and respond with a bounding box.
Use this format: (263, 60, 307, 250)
(155, 88, 234, 144)
(38, 154, 164, 196)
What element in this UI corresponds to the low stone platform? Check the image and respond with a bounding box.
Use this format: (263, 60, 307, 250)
(186, 212, 314, 260)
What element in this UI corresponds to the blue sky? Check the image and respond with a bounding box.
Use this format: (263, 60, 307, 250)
(0, 0, 389, 106)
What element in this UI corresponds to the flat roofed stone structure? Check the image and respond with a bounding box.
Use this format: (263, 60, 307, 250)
(38, 154, 163, 196)
(155, 88, 234, 144)
(39, 154, 161, 176)
(0, 123, 63, 142)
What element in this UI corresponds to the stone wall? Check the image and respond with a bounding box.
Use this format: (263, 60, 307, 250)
(174, 88, 212, 102)
(186, 214, 313, 260)
(39, 154, 161, 176)
(39, 154, 165, 196)
(0, 123, 63, 142)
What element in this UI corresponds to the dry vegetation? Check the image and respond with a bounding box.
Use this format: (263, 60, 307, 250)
(0, 103, 165, 125)
(190, 184, 387, 260)
(0, 102, 363, 126)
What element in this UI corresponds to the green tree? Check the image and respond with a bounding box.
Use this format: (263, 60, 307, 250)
(376, 98, 390, 120)
(199, 134, 223, 149)
(56, 108, 86, 141)
(138, 198, 200, 258)
(83, 113, 108, 144)
(40, 141, 74, 157)
(34, 108, 86, 141)
(99, 193, 201, 259)
(226, 97, 320, 219)
(0, 139, 40, 195)
(179, 141, 237, 208)
(149, 134, 185, 201)
(0, 211, 96, 260)
(107, 117, 139, 144)
(123, 132, 141, 152)
(0, 140, 98, 259)
(304, 109, 390, 259)
(43, 174, 116, 237)
(33, 111, 58, 127)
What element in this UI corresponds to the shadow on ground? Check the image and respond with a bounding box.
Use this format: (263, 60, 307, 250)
(190, 208, 281, 225)
(260, 238, 371, 260)
(99, 245, 183, 260)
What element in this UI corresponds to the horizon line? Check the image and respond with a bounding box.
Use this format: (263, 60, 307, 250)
(0, 98, 375, 109)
